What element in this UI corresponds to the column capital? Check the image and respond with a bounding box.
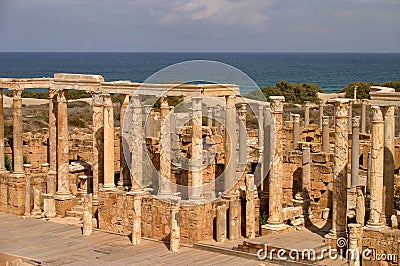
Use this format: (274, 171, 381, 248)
(270, 96, 285, 113)
(322, 116, 329, 126)
(304, 101, 311, 107)
(226, 95, 236, 109)
(371, 105, 383, 122)
(57, 90, 67, 104)
(12, 88, 23, 100)
(48, 88, 58, 99)
(384, 106, 396, 117)
(23, 164, 32, 174)
(131, 95, 141, 108)
(333, 99, 350, 118)
(143, 104, 152, 115)
(92, 92, 103, 107)
(101, 93, 112, 107)
(293, 113, 300, 122)
(192, 96, 202, 111)
(352, 116, 360, 128)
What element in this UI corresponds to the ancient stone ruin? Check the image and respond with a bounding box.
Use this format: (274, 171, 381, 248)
(1, 74, 400, 264)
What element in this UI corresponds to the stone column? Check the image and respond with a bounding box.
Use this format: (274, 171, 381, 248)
(130, 96, 143, 191)
(118, 94, 130, 189)
(0, 89, 5, 171)
(258, 104, 264, 148)
(92, 93, 103, 203)
(348, 102, 353, 131)
(158, 97, 172, 196)
(190, 97, 204, 200)
(304, 101, 310, 128)
(265, 96, 286, 230)
(348, 223, 363, 266)
(12, 88, 24, 174)
(351, 116, 360, 188)
(302, 143, 311, 196)
(24, 164, 32, 216)
(216, 202, 227, 242)
(238, 104, 247, 167)
(367, 152, 372, 195)
(82, 193, 93, 236)
(207, 106, 213, 127)
(328, 99, 350, 239)
(319, 104, 324, 129)
(170, 203, 180, 252)
(245, 174, 255, 239)
(367, 106, 384, 228)
(102, 94, 117, 191)
(55, 90, 72, 199)
(132, 195, 142, 245)
(360, 99, 368, 134)
(292, 114, 300, 150)
(224, 95, 237, 192)
(322, 116, 330, 153)
(143, 105, 153, 138)
(384, 106, 395, 223)
(262, 107, 272, 190)
(229, 197, 240, 240)
(47, 89, 57, 196)
(356, 185, 365, 226)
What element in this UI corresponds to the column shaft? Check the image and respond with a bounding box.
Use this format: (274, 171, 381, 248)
(47, 89, 57, 195)
(258, 105, 264, 148)
(118, 94, 130, 188)
(55, 90, 72, 198)
(367, 106, 384, 228)
(130, 96, 144, 191)
(82, 193, 93, 236)
(238, 104, 247, 166)
(319, 104, 324, 129)
(322, 116, 330, 153)
(351, 116, 360, 187)
(304, 101, 310, 128)
(292, 114, 300, 149)
(12, 89, 24, 173)
(92, 93, 103, 202)
(360, 100, 368, 134)
(132, 196, 142, 245)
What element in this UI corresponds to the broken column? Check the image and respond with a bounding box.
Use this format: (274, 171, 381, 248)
(238, 104, 247, 167)
(304, 101, 310, 128)
(322, 116, 330, 153)
(348, 223, 363, 266)
(351, 116, 360, 188)
(292, 114, 300, 149)
(42, 163, 56, 217)
(0, 89, 5, 171)
(360, 99, 368, 134)
(328, 99, 350, 239)
(224, 95, 237, 192)
(190, 97, 204, 200)
(216, 202, 227, 242)
(92, 92, 103, 203)
(55, 90, 73, 199)
(319, 104, 324, 129)
(384, 106, 395, 223)
(170, 202, 180, 252)
(264, 96, 286, 231)
(82, 193, 93, 236)
(302, 143, 312, 218)
(118, 94, 130, 189)
(245, 174, 256, 239)
(102, 93, 117, 191)
(24, 164, 32, 216)
(356, 185, 365, 226)
(367, 106, 384, 228)
(158, 97, 172, 196)
(130, 96, 144, 191)
(12, 88, 24, 175)
(131, 195, 142, 245)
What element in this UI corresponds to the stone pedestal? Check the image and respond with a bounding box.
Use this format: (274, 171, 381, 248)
(170, 204, 180, 252)
(264, 96, 286, 231)
(228, 197, 241, 240)
(292, 114, 300, 150)
(102, 94, 117, 191)
(367, 106, 385, 228)
(327, 99, 350, 239)
(322, 116, 330, 153)
(383, 106, 395, 223)
(351, 116, 360, 187)
(216, 202, 227, 242)
(83, 193, 93, 236)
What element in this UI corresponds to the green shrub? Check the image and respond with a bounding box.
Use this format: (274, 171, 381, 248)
(68, 116, 87, 128)
(4, 154, 11, 171)
(341, 81, 400, 99)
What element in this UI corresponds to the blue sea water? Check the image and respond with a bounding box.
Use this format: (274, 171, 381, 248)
(0, 52, 399, 94)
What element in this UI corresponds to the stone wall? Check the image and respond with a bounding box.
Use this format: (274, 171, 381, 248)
(362, 227, 400, 265)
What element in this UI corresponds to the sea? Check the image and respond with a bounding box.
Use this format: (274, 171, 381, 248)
(0, 52, 399, 94)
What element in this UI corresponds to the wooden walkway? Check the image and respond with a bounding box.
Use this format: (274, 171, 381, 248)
(0, 213, 271, 266)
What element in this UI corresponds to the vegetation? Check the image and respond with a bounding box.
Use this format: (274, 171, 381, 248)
(341, 81, 400, 99)
(68, 116, 87, 128)
(245, 81, 323, 104)
(260, 211, 268, 226)
(4, 154, 11, 171)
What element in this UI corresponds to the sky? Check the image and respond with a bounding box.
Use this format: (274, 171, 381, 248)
(0, 0, 399, 52)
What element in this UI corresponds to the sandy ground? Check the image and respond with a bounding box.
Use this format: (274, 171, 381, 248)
(3, 95, 92, 108)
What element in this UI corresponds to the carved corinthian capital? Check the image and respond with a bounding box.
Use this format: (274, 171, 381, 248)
(371, 105, 383, 122)
(270, 96, 285, 113)
(334, 99, 350, 118)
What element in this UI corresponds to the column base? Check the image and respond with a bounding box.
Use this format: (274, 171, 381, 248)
(54, 192, 74, 200)
(43, 193, 56, 218)
(188, 197, 207, 205)
(366, 222, 385, 229)
(262, 222, 287, 231)
(10, 172, 25, 178)
(100, 186, 118, 192)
